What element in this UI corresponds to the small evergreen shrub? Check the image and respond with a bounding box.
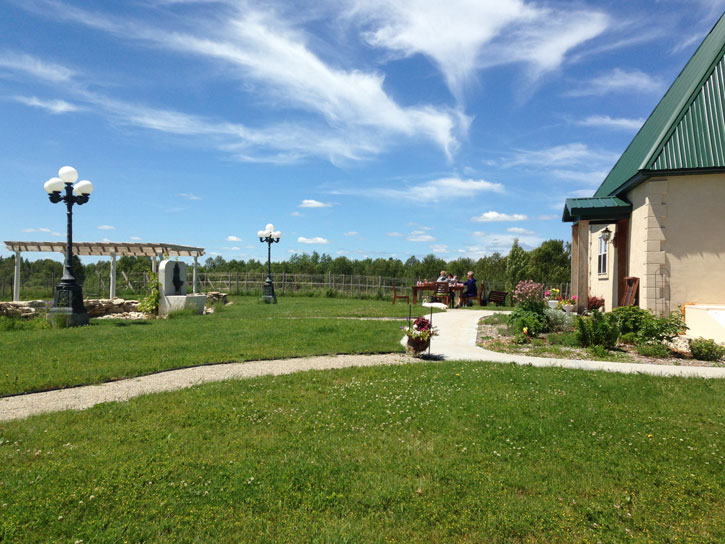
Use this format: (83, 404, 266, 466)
(575, 310, 620, 349)
(636, 311, 686, 345)
(544, 308, 574, 332)
(689, 338, 725, 361)
(612, 305, 652, 334)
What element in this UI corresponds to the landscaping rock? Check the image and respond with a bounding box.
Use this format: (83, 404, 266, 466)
(205, 291, 228, 305)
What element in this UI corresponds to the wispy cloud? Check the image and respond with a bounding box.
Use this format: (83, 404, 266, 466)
(179, 193, 201, 200)
(344, 231, 358, 236)
(130, 236, 143, 241)
(298, 236, 329, 244)
(386, 232, 404, 237)
(464, 231, 543, 255)
(471, 211, 527, 222)
(352, 0, 608, 102)
(507, 227, 534, 234)
(299, 199, 332, 208)
(22, 227, 51, 233)
(567, 68, 664, 97)
(290, 211, 303, 217)
(333, 175, 503, 203)
(11, 95, 80, 114)
(226, 235, 241, 241)
(0, 51, 75, 82)
(98, 225, 116, 230)
(577, 115, 644, 131)
(407, 230, 436, 242)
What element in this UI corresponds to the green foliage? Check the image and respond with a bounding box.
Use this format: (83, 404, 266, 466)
(0, 316, 50, 331)
(166, 308, 199, 319)
(620, 332, 637, 345)
(689, 337, 725, 361)
(526, 240, 570, 283)
(612, 305, 652, 334)
(505, 239, 529, 290)
(635, 342, 671, 358)
(138, 273, 160, 315)
(511, 280, 546, 313)
(507, 308, 547, 336)
(547, 331, 579, 347)
(544, 308, 574, 332)
(636, 311, 686, 345)
(587, 345, 610, 359)
(575, 310, 620, 349)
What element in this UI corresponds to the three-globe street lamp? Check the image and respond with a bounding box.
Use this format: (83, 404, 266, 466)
(258, 223, 282, 304)
(44, 166, 94, 326)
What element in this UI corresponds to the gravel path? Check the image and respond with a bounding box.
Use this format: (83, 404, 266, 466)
(0, 354, 415, 422)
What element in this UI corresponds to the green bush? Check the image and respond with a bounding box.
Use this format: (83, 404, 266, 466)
(612, 306, 652, 334)
(507, 308, 547, 336)
(636, 311, 686, 345)
(575, 310, 620, 349)
(636, 342, 671, 358)
(547, 331, 579, 347)
(544, 308, 574, 332)
(588, 345, 610, 359)
(689, 337, 725, 361)
(138, 273, 160, 315)
(620, 332, 637, 345)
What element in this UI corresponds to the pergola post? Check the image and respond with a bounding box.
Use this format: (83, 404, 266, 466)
(13, 250, 21, 301)
(151, 256, 157, 274)
(110, 252, 117, 299)
(193, 255, 198, 294)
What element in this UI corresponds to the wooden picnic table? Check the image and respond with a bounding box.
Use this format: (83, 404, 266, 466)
(411, 282, 465, 305)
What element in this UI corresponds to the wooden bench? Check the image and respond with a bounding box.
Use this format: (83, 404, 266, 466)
(486, 290, 509, 306)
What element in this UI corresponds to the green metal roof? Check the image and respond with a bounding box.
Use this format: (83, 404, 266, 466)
(593, 13, 725, 198)
(562, 196, 632, 222)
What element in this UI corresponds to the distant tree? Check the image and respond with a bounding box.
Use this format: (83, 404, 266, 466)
(526, 239, 571, 284)
(505, 239, 529, 289)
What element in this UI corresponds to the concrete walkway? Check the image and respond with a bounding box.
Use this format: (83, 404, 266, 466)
(419, 309, 725, 379)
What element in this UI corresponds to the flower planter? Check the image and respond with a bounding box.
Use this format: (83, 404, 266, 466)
(562, 304, 575, 313)
(406, 336, 430, 355)
(547, 300, 559, 309)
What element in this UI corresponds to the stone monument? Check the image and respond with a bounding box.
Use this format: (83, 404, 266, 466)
(158, 260, 206, 316)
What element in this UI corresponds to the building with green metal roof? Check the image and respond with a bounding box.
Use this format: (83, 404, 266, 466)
(562, 13, 725, 341)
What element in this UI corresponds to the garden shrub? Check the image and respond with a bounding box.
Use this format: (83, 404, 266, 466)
(636, 342, 671, 358)
(575, 310, 620, 349)
(588, 345, 610, 359)
(612, 305, 652, 334)
(636, 311, 686, 345)
(544, 308, 574, 332)
(138, 273, 160, 315)
(547, 331, 579, 347)
(620, 332, 637, 345)
(689, 337, 725, 361)
(507, 308, 547, 336)
(512, 280, 546, 314)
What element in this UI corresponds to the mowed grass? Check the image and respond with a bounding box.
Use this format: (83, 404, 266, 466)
(1, 296, 435, 396)
(1, 361, 723, 542)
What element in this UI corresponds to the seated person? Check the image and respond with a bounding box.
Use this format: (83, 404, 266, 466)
(460, 271, 477, 307)
(436, 270, 448, 282)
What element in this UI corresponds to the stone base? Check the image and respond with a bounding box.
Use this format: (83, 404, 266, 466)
(48, 306, 89, 327)
(159, 294, 207, 316)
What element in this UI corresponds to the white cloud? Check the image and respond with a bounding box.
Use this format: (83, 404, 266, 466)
(298, 236, 329, 244)
(507, 143, 617, 169)
(471, 211, 527, 222)
(353, 0, 608, 101)
(344, 231, 358, 236)
(507, 227, 534, 234)
(567, 68, 664, 97)
(12, 96, 80, 114)
(407, 230, 436, 242)
(290, 211, 303, 217)
(333, 175, 503, 203)
(98, 225, 116, 230)
(179, 193, 201, 200)
(430, 244, 449, 253)
(223, 246, 241, 251)
(22, 227, 51, 233)
(386, 232, 404, 237)
(537, 214, 557, 221)
(130, 236, 143, 240)
(226, 235, 241, 241)
(299, 199, 332, 208)
(0, 51, 75, 82)
(577, 115, 644, 131)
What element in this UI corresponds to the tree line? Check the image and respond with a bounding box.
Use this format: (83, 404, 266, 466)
(1, 239, 570, 296)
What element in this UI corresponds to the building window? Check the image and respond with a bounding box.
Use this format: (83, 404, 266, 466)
(598, 235, 608, 275)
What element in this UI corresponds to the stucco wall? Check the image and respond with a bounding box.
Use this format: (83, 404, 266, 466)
(587, 223, 617, 312)
(625, 173, 725, 314)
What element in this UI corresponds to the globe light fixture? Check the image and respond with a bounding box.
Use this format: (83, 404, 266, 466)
(258, 223, 282, 303)
(44, 165, 94, 326)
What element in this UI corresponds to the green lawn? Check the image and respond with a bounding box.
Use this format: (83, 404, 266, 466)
(1, 296, 438, 396)
(1, 361, 722, 542)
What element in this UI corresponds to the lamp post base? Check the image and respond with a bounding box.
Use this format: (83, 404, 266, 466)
(261, 279, 277, 304)
(48, 282, 89, 327)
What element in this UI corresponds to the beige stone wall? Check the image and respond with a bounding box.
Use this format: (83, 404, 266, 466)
(587, 223, 617, 312)
(625, 173, 725, 314)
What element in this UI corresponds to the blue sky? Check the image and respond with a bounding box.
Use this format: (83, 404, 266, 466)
(2, 0, 724, 264)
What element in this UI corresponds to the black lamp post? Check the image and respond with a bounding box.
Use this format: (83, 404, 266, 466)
(43, 166, 94, 327)
(258, 223, 281, 304)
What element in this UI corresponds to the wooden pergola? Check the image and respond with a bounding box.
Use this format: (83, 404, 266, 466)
(4, 241, 205, 301)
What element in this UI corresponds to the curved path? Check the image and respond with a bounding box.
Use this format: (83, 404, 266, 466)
(2, 310, 724, 422)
